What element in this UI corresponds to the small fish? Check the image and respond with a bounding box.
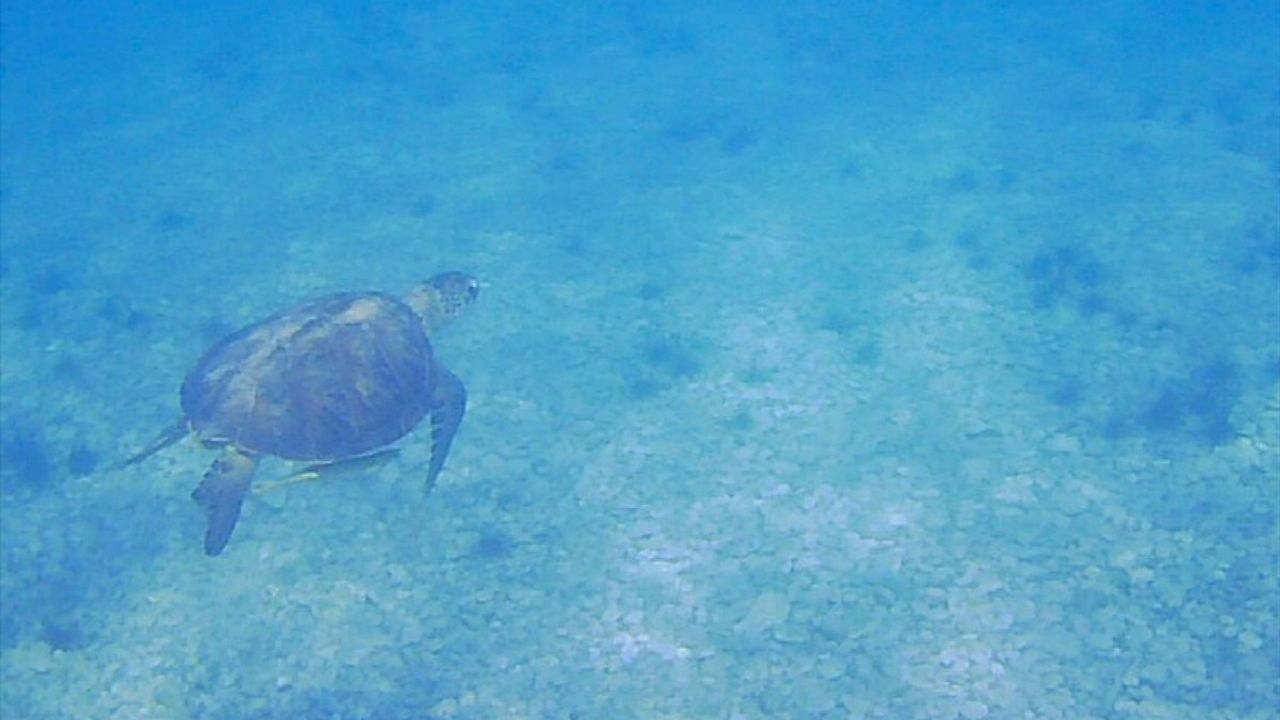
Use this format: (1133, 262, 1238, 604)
(252, 448, 400, 495)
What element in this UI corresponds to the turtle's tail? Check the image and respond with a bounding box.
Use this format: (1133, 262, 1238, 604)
(117, 418, 189, 469)
(191, 448, 258, 556)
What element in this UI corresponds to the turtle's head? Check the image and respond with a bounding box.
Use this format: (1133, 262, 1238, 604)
(407, 271, 480, 333)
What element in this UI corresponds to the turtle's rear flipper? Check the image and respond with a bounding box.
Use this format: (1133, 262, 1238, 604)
(426, 362, 466, 494)
(191, 448, 258, 556)
(117, 418, 189, 469)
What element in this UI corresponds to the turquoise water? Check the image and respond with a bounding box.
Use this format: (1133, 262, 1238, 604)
(1, 1, 1277, 718)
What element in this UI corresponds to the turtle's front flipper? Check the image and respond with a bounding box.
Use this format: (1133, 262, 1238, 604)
(191, 448, 258, 556)
(117, 418, 189, 468)
(426, 362, 466, 494)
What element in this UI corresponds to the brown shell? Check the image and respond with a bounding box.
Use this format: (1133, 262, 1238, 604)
(181, 292, 436, 461)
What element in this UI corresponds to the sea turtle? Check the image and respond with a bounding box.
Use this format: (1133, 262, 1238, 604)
(123, 272, 479, 556)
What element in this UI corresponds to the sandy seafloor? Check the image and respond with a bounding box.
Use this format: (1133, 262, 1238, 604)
(1, 2, 1278, 719)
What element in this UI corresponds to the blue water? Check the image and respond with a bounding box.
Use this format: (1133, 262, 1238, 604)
(2, 1, 1278, 718)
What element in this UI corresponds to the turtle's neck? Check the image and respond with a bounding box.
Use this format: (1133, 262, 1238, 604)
(405, 283, 453, 335)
